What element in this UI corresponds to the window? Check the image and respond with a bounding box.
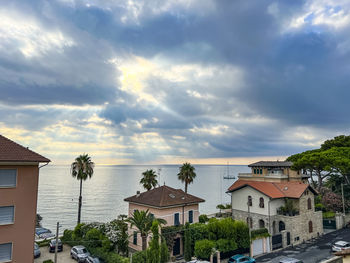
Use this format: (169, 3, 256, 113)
(279, 221, 285, 232)
(259, 197, 264, 208)
(253, 169, 256, 174)
(0, 206, 14, 225)
(248, 196, 252, 206)
(133, 231, 137, 245)
(174, 213, 180, 226)
(0, 243, 12, 262)
(309, 221, 313, 233)
(0, 169, 16, 187)
(188, 210, 193, 224)
(259, 219, 265, 229)
(259, 168, 262, 174)
(150, 213, 154, 219)
(307, 198, 312, 210)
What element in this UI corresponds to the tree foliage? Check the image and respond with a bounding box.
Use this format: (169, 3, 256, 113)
(184, 223, 192, 261)
(127, 209, 166, 251)
(194, 239, 215, 260)
(147, 221, 160, 263)
(140, 169, 158, 191)
(178, 162, 196, 193)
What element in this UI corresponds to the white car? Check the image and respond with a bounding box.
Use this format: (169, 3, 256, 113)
(71, 245, 90, 262)
(332, 241, 350, 252)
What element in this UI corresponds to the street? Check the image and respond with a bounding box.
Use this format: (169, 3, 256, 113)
(256, 228, 350, 263)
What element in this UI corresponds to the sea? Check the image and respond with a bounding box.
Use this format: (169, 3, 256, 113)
(37, 165, 250, 233)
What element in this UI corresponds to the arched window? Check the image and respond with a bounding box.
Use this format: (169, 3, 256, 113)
(279, 221, 285, 232)
(246, 217, 253, 228)
(307, 198, 312, 210)
(259, 219, 265, 229)
(259, 197, 264, 208)
(248, 196, 252, 206)
(309, 221, 313, 233)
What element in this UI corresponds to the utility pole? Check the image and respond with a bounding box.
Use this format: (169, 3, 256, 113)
(247, 202, 252, 258)
(342, 183, 345, 215)
(54, 222, 60, 263)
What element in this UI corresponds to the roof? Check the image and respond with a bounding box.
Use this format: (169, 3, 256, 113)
(0, 135, 50, 163)
(248, 161, 293, 167)
(227, 179, 317, 199)
(124, 185, 205, 208)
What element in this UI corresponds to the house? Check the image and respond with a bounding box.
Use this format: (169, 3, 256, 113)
(124, 185, 205, 256)
(0, 135, 50, 263)
(227, 161, 323, 249)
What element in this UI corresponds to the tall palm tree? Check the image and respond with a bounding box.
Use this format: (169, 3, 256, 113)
(127, 209, 166, 251)
(71, 154, 94, 225)
(177, 162, 196, 194)
(140, 169, 158, 191)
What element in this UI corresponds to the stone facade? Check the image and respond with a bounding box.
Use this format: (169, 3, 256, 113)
(232, 188, 323, 247)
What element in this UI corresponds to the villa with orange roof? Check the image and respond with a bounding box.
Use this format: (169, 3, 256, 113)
(227, 161, 323, 249)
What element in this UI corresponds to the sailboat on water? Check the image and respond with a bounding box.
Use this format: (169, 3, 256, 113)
(223, 162, 236, 179)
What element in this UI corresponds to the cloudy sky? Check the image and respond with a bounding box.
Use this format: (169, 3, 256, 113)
(1, 0, 349, 165)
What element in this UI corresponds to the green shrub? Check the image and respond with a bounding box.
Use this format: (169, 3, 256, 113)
(199, 214, 209, 223)
(315, 203, 326, 212)
(43, 260, 54, 263)
(233, 220, 249, 249)
(215, 239, 237, 253)
(160, 239, 170, 263)
(85, 228, 102, 248)
(37, 239, 50, 247)
(251, 228, 270, 240)
(132, 250, 147, 263)
(194, 239, 215, 260)
(184, 223, 192, 261)
(323, 211, 336, 218)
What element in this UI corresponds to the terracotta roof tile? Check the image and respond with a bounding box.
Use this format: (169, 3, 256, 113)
(124, 185, 205, 208)
(227, 179, 314, 199)
(0, 135, 50, 163)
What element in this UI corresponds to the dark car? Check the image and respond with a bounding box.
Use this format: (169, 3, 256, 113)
(85, 256, 103, 263)
(34, 243, 41, 258)
(49, 239, 63, 253)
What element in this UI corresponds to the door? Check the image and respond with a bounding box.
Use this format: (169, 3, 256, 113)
(173, 238, 180, 256)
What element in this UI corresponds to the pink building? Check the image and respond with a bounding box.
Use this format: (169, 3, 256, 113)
(124, 185, 205, 256)
(0, 135, 50, 263)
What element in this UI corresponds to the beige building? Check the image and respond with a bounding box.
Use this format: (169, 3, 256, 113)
(124, 185, 204, 256)
(0, 135, 50, 263)
(227, 161, 323, 249)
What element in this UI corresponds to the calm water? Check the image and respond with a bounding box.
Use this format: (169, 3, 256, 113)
(37, 165, 249, 232)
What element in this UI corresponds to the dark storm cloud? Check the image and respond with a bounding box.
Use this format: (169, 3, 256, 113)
(2, 0, 350, 162)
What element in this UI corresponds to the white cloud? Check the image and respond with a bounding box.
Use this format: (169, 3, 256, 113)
(0, 10, 75, 58)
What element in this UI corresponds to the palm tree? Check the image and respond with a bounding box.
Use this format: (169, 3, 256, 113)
(140, 169, 158, 191)
(127, 209, 166, 251)
(177, 162, 196, 194)
(71, 153, 94, 225)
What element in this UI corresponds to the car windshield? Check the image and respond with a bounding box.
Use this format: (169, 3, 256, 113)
(93, 259, 100, 263)
(79, 248, 88, 254)
(51, 240, 62, 245)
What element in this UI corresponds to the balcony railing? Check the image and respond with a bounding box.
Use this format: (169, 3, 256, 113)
(277, 208, 300, 216)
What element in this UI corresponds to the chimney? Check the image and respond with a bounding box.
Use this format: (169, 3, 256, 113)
(136, 191, 140, 197)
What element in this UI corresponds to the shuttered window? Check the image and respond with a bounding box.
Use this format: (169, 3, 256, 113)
(0, 206, 14, 225)
(188, 210, 193, 223)
(174, 213, 180, 226)
(0, 169, 17, 187)
(0, 243, 12, 262)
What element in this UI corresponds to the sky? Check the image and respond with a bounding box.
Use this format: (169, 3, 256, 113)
(1, 0, 350, 165)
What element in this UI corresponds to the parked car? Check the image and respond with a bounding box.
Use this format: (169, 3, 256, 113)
(332, 241, 350, 252)
(187, 260, 210, 263)
(35, 227, 55, 241)
(71, 245, 90, 262)
(228, 254, 256, 263)
(279, 258, 304, 263)
(49, 239, 63, 252)
(34, 243, 41, 258)
(85, 256, 103, 263)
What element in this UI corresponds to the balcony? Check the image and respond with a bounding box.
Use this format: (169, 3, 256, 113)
(277, 208, 300, 216)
